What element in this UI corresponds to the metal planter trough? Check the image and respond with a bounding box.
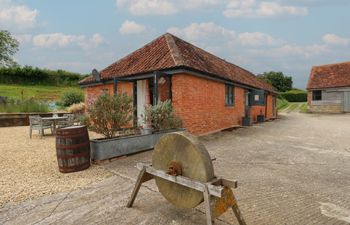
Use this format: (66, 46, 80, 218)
(90, 128, 185, 161)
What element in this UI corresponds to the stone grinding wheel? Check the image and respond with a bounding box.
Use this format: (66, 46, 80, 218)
(152, 132, 215, 209)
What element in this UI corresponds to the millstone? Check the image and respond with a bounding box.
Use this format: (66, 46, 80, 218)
(152, 132, 215, 209)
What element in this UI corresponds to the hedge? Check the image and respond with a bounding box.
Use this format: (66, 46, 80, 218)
(0, 66, 86, 86)
(279, 90, 307, 102)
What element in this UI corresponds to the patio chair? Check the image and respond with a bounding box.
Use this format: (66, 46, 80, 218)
(57, 114, 75, 128)
(29, 116, 53, 138)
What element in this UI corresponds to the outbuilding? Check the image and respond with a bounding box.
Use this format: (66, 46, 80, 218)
(307, 61, 350, 113)
(79, 33, 277, 135)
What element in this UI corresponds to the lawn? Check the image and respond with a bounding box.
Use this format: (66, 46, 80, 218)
(277, 97, 289, 110)
(0, 84, 82, 101)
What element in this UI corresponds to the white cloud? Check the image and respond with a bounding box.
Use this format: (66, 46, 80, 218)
(322, 33, 349, 46)
(168, 22, 236, 42)
(116, 0, 221, 16)
(168, 22, 283, 48)
(224, 0, 308, 18)
(116, 0, 177, 16)
(32, 33, 105, 49)
(119, 20, 146, 35)
(14, 34, 32, 45)
(249, 44, 328, 58)
(238, 32, 282, 46)
(182, 0, 221, 9)
(0, 0, 38, 29)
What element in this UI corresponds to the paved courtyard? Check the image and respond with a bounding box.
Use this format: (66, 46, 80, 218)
(1, 112, 350, 225)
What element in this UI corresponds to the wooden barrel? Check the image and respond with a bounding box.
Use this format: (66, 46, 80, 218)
(56, 125, 90, 173)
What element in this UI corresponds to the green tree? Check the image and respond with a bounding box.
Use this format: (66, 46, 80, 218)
(258, 71, 293, 92)
(0, 30, 19, 67)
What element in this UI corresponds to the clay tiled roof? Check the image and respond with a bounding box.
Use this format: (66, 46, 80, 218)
(307, 61, 350, 89)
(80, 33, 276, 92)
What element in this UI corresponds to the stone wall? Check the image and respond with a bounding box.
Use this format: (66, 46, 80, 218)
(308, 105, 343, 113)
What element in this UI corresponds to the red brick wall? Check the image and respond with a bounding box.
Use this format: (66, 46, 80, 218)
(265, 94, 276, 119)
(84, 82, 133, 107)
(172, 73, 245, 135)
(251, 105, 265, 122)
(83, 75, 276, 135)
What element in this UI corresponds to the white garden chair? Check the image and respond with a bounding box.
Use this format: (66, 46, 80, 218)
(57, 114, 75, 128)
(29, 116, 53, 138)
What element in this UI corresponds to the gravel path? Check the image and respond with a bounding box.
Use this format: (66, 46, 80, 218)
(0, 126, 112, 207)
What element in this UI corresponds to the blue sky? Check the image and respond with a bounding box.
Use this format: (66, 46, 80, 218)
(1, 0, 349, 88)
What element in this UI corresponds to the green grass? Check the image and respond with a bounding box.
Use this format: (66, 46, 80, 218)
(0, 84, 82, 101)
(0, 99, 49, 113)
(277, 97, 289, 110)
(287, 103, 299, 112)
(299, 102, 308, 113)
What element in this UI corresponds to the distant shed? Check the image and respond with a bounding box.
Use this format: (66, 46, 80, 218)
(307, 61, 350, 113)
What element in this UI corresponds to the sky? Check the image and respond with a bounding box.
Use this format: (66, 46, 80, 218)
(1, 0, 350, 88)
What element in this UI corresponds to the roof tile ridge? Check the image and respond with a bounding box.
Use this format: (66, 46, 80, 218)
(165, 33, 184, 66)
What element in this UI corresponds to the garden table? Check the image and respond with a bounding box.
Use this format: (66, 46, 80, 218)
(42, 116, 68, 135)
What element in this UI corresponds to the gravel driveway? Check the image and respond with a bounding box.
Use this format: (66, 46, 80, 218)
(0, 127, 111, 207)
(1, 113, 349, 225)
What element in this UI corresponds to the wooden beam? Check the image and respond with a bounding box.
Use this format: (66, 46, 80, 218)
(153, 72, 159, 105)
(133, 81, 137, 127)
(136, 163, 224, 198)
(113, 78, 117, 95)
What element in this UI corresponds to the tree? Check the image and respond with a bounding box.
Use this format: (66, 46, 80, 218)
(0, 30, 19, 67)
(258, 71, 293, 92)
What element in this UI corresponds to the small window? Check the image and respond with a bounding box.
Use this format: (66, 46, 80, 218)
(312, 90, 322, 101)
(225, 85, 234, 106)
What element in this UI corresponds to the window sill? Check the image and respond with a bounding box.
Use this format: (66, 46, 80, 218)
(225, 104, 234, 107)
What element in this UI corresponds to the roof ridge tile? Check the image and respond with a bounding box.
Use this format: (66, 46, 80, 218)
(164, 33, 184, 66)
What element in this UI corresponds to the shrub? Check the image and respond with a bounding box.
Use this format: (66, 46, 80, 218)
(0, 66, 85, 86)
(79, 114, 90, 127)
(60, 90, 84, 107)
(0, 98, 49, 113)
(142, 100, 182, 131)
(280, 90, 307, 102)
(89, 94, 133, 138)
(68, 102, 85, 115)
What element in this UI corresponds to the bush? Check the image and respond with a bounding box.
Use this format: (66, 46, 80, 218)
(0, 98, 49, 113)
(79, 114, 90, 127)
(68, 102, 85, 115)
(89, 94, 134, 138)
(60, 90, 84, 107)
(0, 66, 86, 86)
(142, 100, 182, 131)
(279, 89, 307, 102)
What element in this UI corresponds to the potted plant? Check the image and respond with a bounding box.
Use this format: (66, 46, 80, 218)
(89, 93, 133, 138)
(143, 100, 182, 132)
(89, 97, 184, 161)
(140, 105, 153, 135)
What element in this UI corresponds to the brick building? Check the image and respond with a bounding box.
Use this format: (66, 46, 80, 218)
(79, 33, 277, 135)
(307, 61, 350, 113)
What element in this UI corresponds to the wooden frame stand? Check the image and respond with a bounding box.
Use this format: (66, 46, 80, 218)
(127, 163, 246, 225)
